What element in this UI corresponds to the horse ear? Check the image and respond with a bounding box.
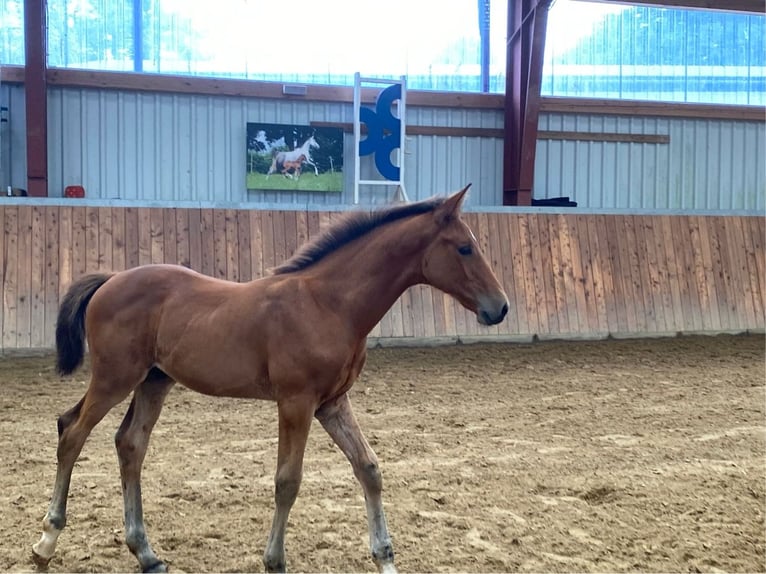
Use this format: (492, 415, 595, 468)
(435, 184, 471, 226)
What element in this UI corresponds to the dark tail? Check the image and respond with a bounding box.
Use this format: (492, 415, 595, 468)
(56, 273, 113, 376)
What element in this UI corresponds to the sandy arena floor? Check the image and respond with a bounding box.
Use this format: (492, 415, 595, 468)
(0, 334, 764, 573)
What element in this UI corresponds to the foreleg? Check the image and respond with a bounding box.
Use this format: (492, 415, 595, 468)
(316, 393, 396, 574)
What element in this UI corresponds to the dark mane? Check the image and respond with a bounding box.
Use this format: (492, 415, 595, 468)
(272, 196, 446, 275)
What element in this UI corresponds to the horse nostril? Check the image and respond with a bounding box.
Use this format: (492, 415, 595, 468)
(501, 302, 509, 319)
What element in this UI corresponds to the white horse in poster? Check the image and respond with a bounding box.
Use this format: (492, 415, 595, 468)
(266, 135, 320, 178)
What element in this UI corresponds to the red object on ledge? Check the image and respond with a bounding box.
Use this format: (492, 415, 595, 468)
(64, 185, 85, 198)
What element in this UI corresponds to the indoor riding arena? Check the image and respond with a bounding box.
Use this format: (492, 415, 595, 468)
(1, 1, 764, 574)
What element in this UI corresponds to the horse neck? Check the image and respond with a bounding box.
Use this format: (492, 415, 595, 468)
(298, 139, 311, 154)
(304, 216, 431, 338)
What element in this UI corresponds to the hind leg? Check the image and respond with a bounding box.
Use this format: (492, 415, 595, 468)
(115, 371, 175, 573)
(32, 378, 135, 566)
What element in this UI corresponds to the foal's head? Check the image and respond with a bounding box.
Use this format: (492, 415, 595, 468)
(422, 185, 509, 326)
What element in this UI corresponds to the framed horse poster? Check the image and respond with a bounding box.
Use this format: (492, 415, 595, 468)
(246, 122, 344, 193)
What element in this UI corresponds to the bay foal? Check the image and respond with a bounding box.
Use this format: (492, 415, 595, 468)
(32, 186, 508, 573)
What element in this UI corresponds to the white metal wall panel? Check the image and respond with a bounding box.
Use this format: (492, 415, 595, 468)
(1, 84, 26, 190)
(46, 86, 504, 207)
(535, 112, 766, 212)
(6, 84, 764, 212)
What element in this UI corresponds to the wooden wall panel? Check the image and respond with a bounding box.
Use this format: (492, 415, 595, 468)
(0, 205, 763, 351)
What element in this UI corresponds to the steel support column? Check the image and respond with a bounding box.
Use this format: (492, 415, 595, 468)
(503, 0, 551, 206)
(24, 0, 48, 197)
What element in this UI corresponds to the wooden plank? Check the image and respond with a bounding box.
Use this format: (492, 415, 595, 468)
(487, 213, 516, 334)
(531, 214, 557, 335)
(702, 216, 729, 330)
(587, 215, 609, 334)
(248, 210, 264, 280)
(748, 217, 766, 324)
(137, 207, 152, 267)
(30, 206, 46, 348)
(224, 209, 239, 281)
(493, 214, 514, 336)
(740, 217, 764, 327)
(474, 213, 502, 335)
(282, 210, 299, 264)
(124, 207, 139, 270)
(3, 206, 18, 349)
(97, 206, 113, 272)
(112, 206, 126, 271)
(236, 210, 252, 282)
(592, 215, 618, 334)
(614, 215, 641, 333)
(295, 211, 309, 255)
(695, 216, 722, 331)
(199, 209, 215, 277)
(564, 214, 590, 334)
(85, 206, 100, 273)
(163, 208, 178, 266)
(505, 215, 528, 334)
(624, 216, 651, 332)
(271, 211, 288, 274)
(49, 67, 504, 109)
(709, 216, 738, 330)
(306, 211, 322, 242)
(150, 208, 165, 265)
(260, 210, 277, 274)
(516, 214, 540, 335)
(543, 214, 569, 334)
(58, 206, 73, 302)
(636, 215, 665, 333)
(579, 215, 606, 335)
(721, 216, 755, 329)
(659, 216, 686, 332)
(175, 207, 191, 269)
(651, 216, 675, 333)
(674, 216, 704, 331)
(555, 214, 581, 334)
(213, 209, 227, 279)
(15, 206, 32, 348)
(187, 208, 202, 273)
(603, 215, 630, 334)
(399, 286, 416, 338)
(414, 285, 433, 338)
(627, 216, 653, 332)
(687, 216, 712, 330)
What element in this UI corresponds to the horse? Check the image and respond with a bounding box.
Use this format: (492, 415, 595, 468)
(31, 185, 508, 574)
(266, 135, 319, 179)
(280, 153, 306, 179)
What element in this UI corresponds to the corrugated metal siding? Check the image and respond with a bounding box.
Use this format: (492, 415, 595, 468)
(1, 84, 26, 190)
(4, 84, 764, 211)
(45, 87, 504, 207)
(535, 112, 766, 212)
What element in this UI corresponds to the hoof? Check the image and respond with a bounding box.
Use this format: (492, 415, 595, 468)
(143, 560, 168, 573)
(31, 549, 51, 570)
(263, 560, 285, 573)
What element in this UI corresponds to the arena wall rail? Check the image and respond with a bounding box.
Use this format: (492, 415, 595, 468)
(0, 203, 763, 351)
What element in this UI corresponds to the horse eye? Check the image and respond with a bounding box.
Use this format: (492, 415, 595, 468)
(457, 244, 473, 256)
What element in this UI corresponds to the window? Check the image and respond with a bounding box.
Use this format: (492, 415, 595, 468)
(543, 1, 765, 105)
(41, 0, 509, 93)
(3, 0, 763, 105)
(0, 0, 24, 65)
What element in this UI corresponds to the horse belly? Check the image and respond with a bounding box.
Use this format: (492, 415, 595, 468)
(161, 357, 275, 400)
(157, 331, 275, 399)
